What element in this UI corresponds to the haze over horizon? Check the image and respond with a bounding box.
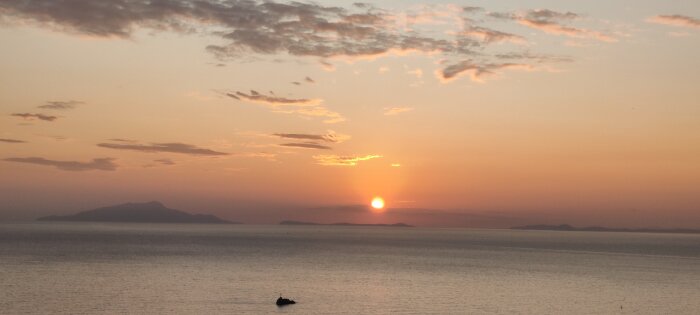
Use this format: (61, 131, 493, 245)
(1, 1, 699, 228)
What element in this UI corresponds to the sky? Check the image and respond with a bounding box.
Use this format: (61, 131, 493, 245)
(0, 0, 699, 228)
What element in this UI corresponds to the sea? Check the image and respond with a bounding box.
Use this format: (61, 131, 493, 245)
(0, 222, 698, 314)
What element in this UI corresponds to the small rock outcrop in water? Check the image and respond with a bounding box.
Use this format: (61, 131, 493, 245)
(276, 296, 296, 306)
(36, 201, 236, 224)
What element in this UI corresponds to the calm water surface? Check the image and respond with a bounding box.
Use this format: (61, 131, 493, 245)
(1, 222, 698, 314)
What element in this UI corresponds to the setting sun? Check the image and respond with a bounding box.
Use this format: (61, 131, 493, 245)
(371, 197, 385, 211)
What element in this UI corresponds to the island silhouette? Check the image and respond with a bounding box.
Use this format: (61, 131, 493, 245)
(280, 220, 413, 227)
(37, 201, 236, 224)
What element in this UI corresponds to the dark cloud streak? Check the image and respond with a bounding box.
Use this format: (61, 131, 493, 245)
(279, 142, 332, 150)
(230, 90, 320, 106)
(38, 100, 83, 110)
(0, 138, 26, 143)
(154, 158, 176, 165)
(11, 113, 58, 121)
(97, 142, 228, 156)
(273, 132, 342, 143)
(3, 157, 117, 171)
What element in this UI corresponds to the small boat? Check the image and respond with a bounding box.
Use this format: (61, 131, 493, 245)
(276, 296, 296, 306)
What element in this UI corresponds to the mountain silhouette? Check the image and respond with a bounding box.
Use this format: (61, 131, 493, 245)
(37, 201, 235, 224)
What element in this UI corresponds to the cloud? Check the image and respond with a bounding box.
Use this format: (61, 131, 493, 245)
(488, 12, 517, 20)
(463, 26, 526, 44)
(279, 142, 332, 150)
(154, 158, 175, 165)
(97, 141, 228, 156)
(0, 1, 611, 83)
(647, 15, 700, 29)
(516, 9, 616, 42)
(495, 52, 573, 63)
(272, 106, 345, 124)
(384, 107, 414, 116)
(107, 138, 138, 143)
(0, 0, 471, 61)
(0, 138, 26, 143)
(319, 60, 336, 71)
(224, 89, 344, 123)
(463, 6, 483, 14)
(526, 9, 579, 21)
(236, 152, 277, 161)
(228, 90, 321, 107)
(0, 0, 480, 86)
(313, 154, 382, 166)
(11, 113, 58, 121)
(273, 131, 350, 143)
(292, 76, 315, 85)
(3, 157, 117, 171)
(38, 100, 83, 110)
(438, 60, 533, 83)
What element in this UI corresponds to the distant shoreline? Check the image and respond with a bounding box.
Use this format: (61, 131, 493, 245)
(279, 220, 414, 227)
(511, 224, 700, 234)
(37, 201, 238, 225)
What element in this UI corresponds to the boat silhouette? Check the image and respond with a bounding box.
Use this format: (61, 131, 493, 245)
(276, 295, 296, 306)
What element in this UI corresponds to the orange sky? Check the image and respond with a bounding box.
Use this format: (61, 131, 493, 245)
(1, 1, 699, 227)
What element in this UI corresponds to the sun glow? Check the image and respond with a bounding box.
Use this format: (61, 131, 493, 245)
(371, 197, 385, 211)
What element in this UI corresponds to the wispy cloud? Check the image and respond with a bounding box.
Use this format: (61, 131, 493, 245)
(495, 52, 573, 63)
(3, 157, 117, 171)
(273, 131, 350, 143)
(463, 6, 484, 14)
(228, 90, 321, 106)
(272, 106, 345, 124)
(319, 60, 336, 71)
(236, 152, 277, 161)
(107, 138, 138, 143)
(11, 113, 58, 122)
(647, 15, 700, 29)
(279, 142, 332, 150)
(0, 138, 26, 143)
(384, 107, 414, 116)
(97, 141, 228, 156)
(463, 26, 526, 44)
(438, 60, 533, 83)
(225, 89, 344, 123)
(38, 100, 83, 110)
(154, 158, 175, 165)
(313, 154, 382, 166)
(291, 76, 315, 86)
(516, 9, 616, 42)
